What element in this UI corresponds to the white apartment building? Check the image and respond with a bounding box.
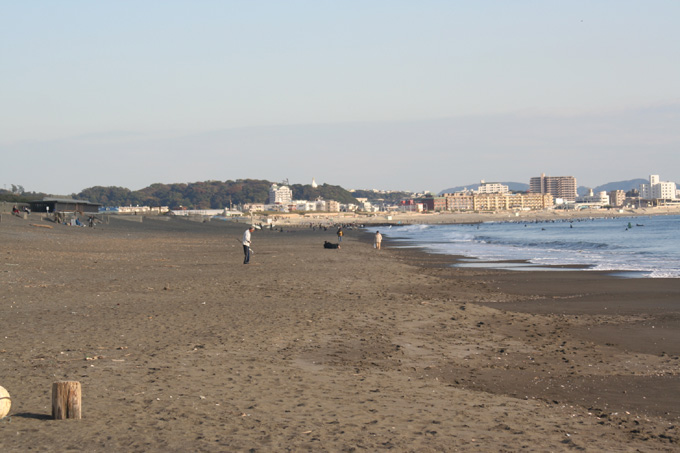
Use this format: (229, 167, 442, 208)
(476, 180, 509, 194)
(292, 199, 341, 212)
(243, 203, 266, 212)
(575, 190, 610, 208)
(269, 184, 293, 205)
(107, 205, 170, 214)
(357, 200, 372, 211)
(640, 175, 677, 200)
(295, 200, 317, 211)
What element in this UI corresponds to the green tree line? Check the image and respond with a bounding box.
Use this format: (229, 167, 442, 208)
(2, 180, 410, 209)
(76, 179, 359, 209)
(0, 187, 48, 203)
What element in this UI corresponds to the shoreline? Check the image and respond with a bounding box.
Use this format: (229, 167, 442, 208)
(1, 214, 678, 450)
(4, 204, 680, 229)
(256, 204, 680, 227)
(370, 214, 680, 279)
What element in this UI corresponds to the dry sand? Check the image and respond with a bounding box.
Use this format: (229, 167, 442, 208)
(0, 213, 678, 451)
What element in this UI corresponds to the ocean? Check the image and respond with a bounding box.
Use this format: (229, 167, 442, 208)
(380, 215, 680, 278)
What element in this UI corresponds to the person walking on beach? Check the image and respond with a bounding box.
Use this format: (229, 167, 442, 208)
(337, 227, 343, 243)
(243, 226, 255, 264)
(374, 231, 382, 250)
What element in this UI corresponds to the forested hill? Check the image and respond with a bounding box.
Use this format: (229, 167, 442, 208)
(288, 183, 358, 205)
(77, 180, 358, 209)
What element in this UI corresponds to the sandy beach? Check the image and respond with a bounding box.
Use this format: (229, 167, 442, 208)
(1, 213, 678, 451)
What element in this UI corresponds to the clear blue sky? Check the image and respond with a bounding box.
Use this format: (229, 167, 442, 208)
(1, 1, 678, 195)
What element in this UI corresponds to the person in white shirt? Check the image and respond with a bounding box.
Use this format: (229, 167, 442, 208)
(243, 226, 255, 264)
(374, 231, 383, 250)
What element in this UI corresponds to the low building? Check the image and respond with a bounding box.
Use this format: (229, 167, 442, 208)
(472, 193, 505, 211)
(326, 200, 340, 212)
(358, 200, 373, 212)
(443, 193, 474, 211)
(295, 200, 317, 211)
(475, 193, 553, 211)
(415, 197, 447, 212)
(100, 206, 170, 214)
(442, 192, 552, 211)
(29, 198, 101, 214)
(399, 199, 422, 212)
(243, 203, 266, 212)
(575, 190, 610, 208)
(511, 193, 553, 210)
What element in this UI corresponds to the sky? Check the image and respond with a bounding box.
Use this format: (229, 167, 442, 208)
(1, 1, 679, 195)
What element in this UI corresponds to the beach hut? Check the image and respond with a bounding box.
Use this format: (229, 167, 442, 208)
(29, 197, 102, 214)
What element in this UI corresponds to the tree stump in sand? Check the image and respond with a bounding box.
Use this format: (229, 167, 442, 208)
(52, 381, 81, 420)
(0, 386, 10, 419)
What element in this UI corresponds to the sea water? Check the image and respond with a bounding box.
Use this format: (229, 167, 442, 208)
(381, 215, 680, 278)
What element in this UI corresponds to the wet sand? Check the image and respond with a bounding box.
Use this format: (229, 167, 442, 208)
(1, 214, 678, 451)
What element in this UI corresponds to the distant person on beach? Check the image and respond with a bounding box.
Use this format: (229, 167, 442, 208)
(337, 227, 343, 243)
(374, 231, 382, 250)
(243, 226, 255, 264)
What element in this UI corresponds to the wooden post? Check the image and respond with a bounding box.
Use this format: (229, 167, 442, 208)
(52, 381, 81, 420)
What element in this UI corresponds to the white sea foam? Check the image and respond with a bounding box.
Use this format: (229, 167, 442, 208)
(380, 215, 680, 278)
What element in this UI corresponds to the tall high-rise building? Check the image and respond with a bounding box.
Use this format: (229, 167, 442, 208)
(608, 190, 626, 207)
(529, 173, 578, 202)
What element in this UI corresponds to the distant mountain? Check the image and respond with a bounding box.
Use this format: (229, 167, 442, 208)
(438, 182, 529, 195)
(577, 179, 648, 196)
(439, 179, 660, 197)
